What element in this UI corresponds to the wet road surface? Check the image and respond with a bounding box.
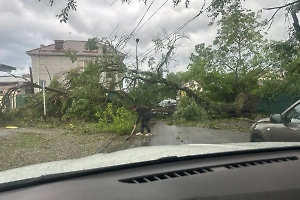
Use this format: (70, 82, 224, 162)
(149, 121, 250, 146)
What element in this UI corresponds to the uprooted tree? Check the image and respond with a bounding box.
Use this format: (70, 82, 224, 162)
(6, 4, 276, 122)
(14, 0, 300, 122)
(19, 30, 228, 122)
(11, 0, 300, 122)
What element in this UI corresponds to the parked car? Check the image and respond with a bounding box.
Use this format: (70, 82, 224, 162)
(158, 99, 177, 108)
(250, 99, 300, 142)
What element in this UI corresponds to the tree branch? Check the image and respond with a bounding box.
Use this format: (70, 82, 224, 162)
(263, 1, 300, 11)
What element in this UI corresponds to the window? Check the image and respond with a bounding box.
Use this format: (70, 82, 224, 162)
(78, 60, 87, 67)
(287, 104, 300, 123)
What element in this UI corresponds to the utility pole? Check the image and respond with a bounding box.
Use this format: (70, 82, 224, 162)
(134, 38, 140, 87)
(136, 38, 139, 71)
(41, 80, 46, 122)
(29, 67, 34, 94)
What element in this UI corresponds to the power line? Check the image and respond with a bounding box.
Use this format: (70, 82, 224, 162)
(135, 0, 169, 34)
(110, 0, 118, 6)
(115, 0, 155, 50)
(122, 0, 169, 67)
(131, 0, 155, 35)
(140, 11, 204, 59)
(126, 0, 210, 66)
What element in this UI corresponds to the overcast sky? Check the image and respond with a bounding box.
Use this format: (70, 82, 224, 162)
(0, 0, 290, 75)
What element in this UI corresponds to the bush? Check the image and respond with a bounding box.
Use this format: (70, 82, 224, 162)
(173, 97, 208, 121)
(95, 103, 135, 135)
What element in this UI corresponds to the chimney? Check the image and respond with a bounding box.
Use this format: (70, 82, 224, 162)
(40, 44, 45, 48)
(54, 40, 64, 50)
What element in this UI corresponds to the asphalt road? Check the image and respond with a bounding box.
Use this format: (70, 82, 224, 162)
(149, 121, 250, 146)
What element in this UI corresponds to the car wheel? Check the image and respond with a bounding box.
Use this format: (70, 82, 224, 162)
(251, 135, 265, 142)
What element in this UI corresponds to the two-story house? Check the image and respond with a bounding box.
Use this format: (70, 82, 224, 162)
(26, 40, 125, 91)
(0, 63, 16, 73)
(0, 64, 32, 109)
(0, 64, 31, 95)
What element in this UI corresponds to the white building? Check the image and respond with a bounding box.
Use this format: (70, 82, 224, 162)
(26, 40, 125, 90)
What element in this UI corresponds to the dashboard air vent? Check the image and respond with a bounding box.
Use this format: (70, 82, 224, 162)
(120, 156, 298, 184)
(224, 156, 298, 169)
(120, 167, 213, 184)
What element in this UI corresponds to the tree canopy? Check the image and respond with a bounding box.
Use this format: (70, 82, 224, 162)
(185, 5, 269, 102)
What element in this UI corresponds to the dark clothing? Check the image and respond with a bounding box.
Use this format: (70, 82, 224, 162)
(140, 118, 151, 133)
(135, 106, 152, 133)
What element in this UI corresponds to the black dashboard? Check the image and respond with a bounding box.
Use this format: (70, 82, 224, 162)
(1, 147, 300, 200)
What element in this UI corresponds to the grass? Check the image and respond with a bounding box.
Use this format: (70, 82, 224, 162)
(0, 122, 149, 172)
(0, 115, 262, 171)
(168, 117, 256, 132)
(3, 133, 47, 148)
(0, 130, 110, 171)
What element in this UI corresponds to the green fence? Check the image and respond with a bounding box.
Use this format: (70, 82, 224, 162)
(16, 94, 28, 108)
(256, 94, 300, 114)
(2, 94, 29, 109)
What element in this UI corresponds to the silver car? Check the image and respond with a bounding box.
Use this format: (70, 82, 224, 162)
(159, 99, 177, 108)
(250, 99, 300, 142)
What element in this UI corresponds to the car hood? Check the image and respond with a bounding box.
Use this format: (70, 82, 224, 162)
(256, 117, 270, 123)
(1, 143, 300, 184)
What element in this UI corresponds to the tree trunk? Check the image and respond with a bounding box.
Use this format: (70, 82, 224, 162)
(291, 10, 300, 42)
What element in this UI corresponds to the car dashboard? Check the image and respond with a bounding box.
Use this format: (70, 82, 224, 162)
(1, 147, 300, 200)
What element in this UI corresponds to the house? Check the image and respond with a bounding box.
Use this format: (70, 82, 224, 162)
(183, 79, 202, 92)
(0, 63, 16, 73)
(0, 72, 32, 109)
(0, 64, 28, 95)
(258, 71, 284, 86)
(177, 79, 203, 99)
(26, 40, 125, 91)
(0, 64, 32, 109)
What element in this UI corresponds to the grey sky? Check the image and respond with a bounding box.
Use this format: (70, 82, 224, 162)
(0, 0, 291, 75)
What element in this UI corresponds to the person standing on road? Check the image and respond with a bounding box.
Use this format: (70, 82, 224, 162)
(132, 105, 152, 136)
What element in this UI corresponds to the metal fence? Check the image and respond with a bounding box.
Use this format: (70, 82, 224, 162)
(0, 94, 29, 109)
(2, 93, 300, 116)
(256, 94, 300, 114)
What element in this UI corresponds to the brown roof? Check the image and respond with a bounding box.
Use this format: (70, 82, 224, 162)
(0, 64, 16, 72)
(0, 72, 25, 84)
(26, 40, 125, 57)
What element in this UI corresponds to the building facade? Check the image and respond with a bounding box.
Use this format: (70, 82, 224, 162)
(26, 40, 125, 90)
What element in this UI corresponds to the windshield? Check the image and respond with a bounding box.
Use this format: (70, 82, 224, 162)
(1, 0, 300, 175)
